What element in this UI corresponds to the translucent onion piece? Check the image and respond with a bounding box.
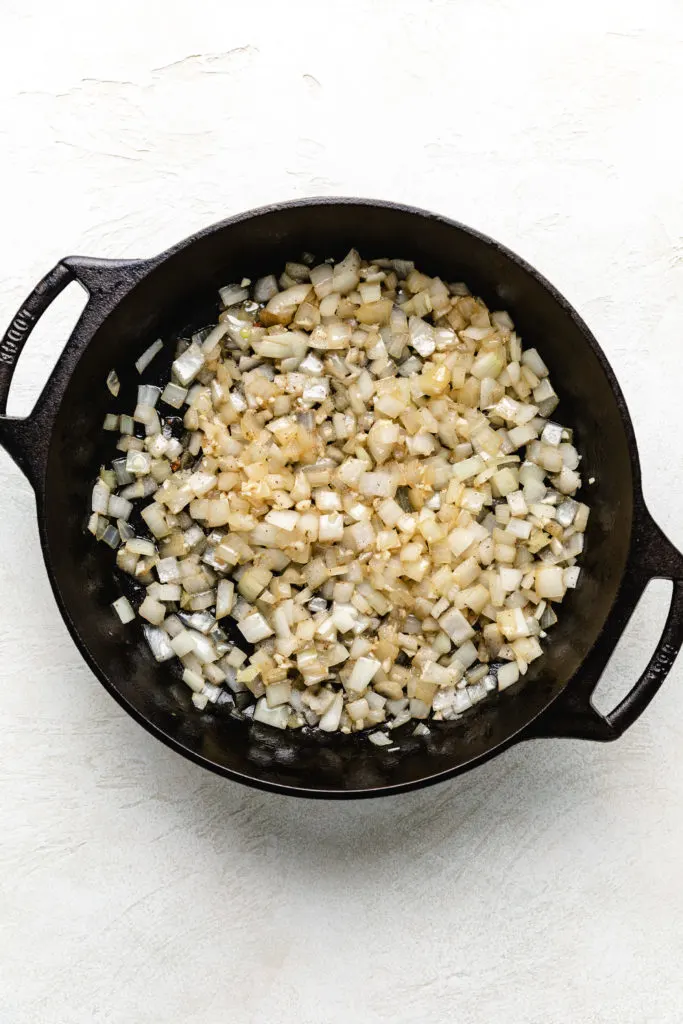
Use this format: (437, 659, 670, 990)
(136, 339, 163, 374)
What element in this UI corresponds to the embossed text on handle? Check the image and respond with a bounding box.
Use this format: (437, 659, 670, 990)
(0, 308, 33, 366)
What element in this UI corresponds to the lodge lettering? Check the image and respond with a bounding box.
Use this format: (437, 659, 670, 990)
(0, 308, 32, 366)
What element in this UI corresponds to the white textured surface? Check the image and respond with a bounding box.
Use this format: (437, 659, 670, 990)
(2, 2, 683, 1021)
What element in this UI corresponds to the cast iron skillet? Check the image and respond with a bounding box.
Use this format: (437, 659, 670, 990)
(1, 198, 682, 799)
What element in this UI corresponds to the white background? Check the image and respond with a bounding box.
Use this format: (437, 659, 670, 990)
(2, 2, 683, 1021)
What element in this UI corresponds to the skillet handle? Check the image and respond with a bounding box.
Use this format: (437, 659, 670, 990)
(528, 508, 683, 742)
(0, 256, 147, 487)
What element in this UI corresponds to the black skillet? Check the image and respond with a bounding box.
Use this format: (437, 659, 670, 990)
(1, 198, 682, 798)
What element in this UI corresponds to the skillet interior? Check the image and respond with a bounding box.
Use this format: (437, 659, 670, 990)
(41, 201, 635, 795)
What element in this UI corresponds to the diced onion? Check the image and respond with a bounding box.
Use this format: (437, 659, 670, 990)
(161, 382, 188, 408)
(172, 343, 205, 386)
(220, 284, 250, 307)
(143, 624, 175, 661)
(112, 596, 135, 623)
(106, 369, 120, 396)
(91, 480, 110, 514)
(254, 698, 289, 729)
(107, 494, 132, 521)
(238, 612, 274, 643)
(136, 339, 163, 374)
(497, 662, 520, 691)
(89, 249, 589, 737)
